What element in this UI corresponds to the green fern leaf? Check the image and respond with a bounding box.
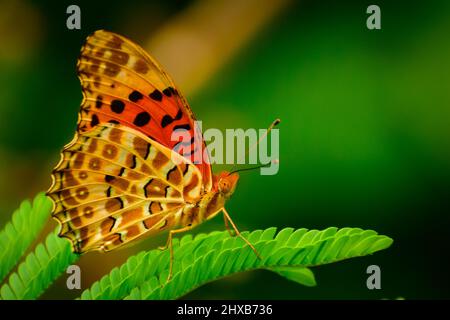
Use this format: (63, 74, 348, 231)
(0, 193, 52, 283)
(79, 227, 392, 300)
(0, 230, 79, 300)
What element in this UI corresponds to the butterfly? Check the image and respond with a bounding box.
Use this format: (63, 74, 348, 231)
(46, 30, 262, 280)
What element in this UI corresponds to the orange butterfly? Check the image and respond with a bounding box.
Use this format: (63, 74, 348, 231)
(47, 30, 271, 280)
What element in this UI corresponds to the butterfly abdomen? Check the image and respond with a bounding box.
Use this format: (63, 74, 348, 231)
(178, 191, 226, 228)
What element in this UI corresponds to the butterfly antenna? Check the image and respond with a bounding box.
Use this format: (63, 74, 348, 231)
(229, 160, 278, 175)
(228, 118, 280, 174)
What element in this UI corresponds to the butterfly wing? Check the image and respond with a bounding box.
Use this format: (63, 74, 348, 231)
(77, 30, 212, 190)
(47, 124, 203, 253)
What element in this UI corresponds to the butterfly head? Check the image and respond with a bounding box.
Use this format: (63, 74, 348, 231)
(216, 171, 240, 198)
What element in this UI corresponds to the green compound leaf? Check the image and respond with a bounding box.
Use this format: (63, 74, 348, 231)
(79, 227, 393, 300)
(270, 267, 316, 287)
(0, 230, 79, 300)
(0, 192, 393, 300)
(0, 193, 52, 283)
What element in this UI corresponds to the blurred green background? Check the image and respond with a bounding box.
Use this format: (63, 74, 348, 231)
(1, 0, 449, 299)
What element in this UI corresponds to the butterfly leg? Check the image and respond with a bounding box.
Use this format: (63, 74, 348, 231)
(163, 225, 194, 282)
(223, 213, 235, 237)
(222, 208, 261, 259)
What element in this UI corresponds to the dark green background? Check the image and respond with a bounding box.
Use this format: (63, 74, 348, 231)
(0, 0, 449, 299)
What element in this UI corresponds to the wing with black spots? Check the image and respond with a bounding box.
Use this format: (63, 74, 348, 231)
(47, 124, 203, 253)
(77, 30, 212, 190)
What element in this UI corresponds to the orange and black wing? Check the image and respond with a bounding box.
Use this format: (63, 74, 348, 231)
(77, 30, 212, 190)
(47, 124, 203, 253)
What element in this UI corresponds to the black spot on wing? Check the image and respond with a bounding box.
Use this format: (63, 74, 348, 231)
(166, 165, 178, 181)
(148, 202, 153, 215)
(143, 179, 153, 198)
(96, 96, 103, 109)
(133, 112, 151, 127)
(161, 108, 183, 128)
(163, 87, 175, 97)
(164, 186, 169, 197)
(111, 100, 125, 113)
(149, 89, 162, 102)
(91, 114, 99, 127)
(175, 109, 182, 120)
(108, 217, 116, 232)
(105, 175, 115, 183)
(129, 90, 143, 102)
(117, 197, 124, 209)
(144, 143, 151, 159)
(161, 115, 173, 128)
(130, 155, 137, 169)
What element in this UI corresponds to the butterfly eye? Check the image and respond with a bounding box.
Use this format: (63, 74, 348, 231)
(218, 180, 230, 193)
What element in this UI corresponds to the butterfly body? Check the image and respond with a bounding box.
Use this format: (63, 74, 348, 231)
(182, 171, 240, 225)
